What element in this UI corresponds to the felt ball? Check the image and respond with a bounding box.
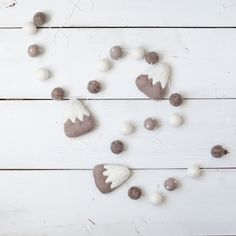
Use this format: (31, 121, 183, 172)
(23, 22, 37, 34)
(51, 87, 64, 100)
(169, 114, 183, 127)
(33, 12, 47, 26)
(87, 80, 101, 94)
(128, 186, 142, 200)
(28, 44, 41, 57)
(121, 122, 134, 135)
(96, 59, 110, 72)
(145, 51, 159, 65)
(110, 46, 122, 60)
(187, 165, 201, 178)
(148, 192, 163, 205)
(164, 177, 177, 191)
(111, 140, 124, 154)
(36, 68, 50, 80)
(211, 145, 227, 158)
(144, 117, 157, 130)
(169, 93, 183, 107)
(130, 47, 145, 59)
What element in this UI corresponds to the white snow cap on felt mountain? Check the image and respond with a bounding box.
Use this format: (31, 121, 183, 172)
(146, 62, 170, 87)
(64, 99, 90, 123)
(103, 165, 131, 189)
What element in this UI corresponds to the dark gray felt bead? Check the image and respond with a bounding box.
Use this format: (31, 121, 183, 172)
(211, 145, 227, 158)
(169, 93, 183, 107)
(110, 46, 122, 60)
(87, 80, 101, 94)
(51, 87, 65, 100)
(111, 140, 124, 154)
(28, 44, 41, 57)
(145, 52, 159, 65)
(33, 12, 47, 26)
(164, 177, 177, 191)
(128, 186, 142, 200)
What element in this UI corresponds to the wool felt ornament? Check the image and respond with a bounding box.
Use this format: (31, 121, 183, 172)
(148, 192, 164, 205)
(164, 177, 178, 191)
(128, 186, 142, 200)
(64, 99, 95, 138)
(136, 62, 170, 100)
(93, 164, 131, 193)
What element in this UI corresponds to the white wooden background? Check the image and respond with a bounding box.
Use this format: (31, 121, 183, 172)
(0, 0, 236, 235)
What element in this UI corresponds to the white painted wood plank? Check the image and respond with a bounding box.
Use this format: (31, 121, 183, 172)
(0, 0, 236, 27)
(0, 28, 236, 99)
(0, 169, 235, 235)
(0, 99, 235, 169)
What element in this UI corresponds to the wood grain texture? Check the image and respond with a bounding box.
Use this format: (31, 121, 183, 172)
(0, 0, 236, 27)
(0, 169, 235, 236)
(0, 99, 234, 169)
(0, 28, 236, 99)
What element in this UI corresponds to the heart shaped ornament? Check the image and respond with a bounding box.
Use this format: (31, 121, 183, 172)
(64, 99, 95, 138)
(93, 164, 131, 193)
(136, 62, 170, 100)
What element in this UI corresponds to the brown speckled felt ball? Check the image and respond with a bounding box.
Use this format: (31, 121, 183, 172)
(164, 178, 177, 191)
(51, 87, 64, 100)
(87, 80, 101, 94)
(211, 145, 227, 158)
(169, 93, 183, 107)
(28, 44, 41, 57)
(33, 12, 47, 26)
(145, 51, 159, 65)
(110, 46, 122, 60)
(144, 117, 157, 130)
(111, 140, 124, 154)
(128, 186, 142, 200)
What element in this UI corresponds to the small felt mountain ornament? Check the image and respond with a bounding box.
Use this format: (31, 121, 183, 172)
(93, 164, 131, 193)
(136, 62, 170, 100)
(64, 99, 95, 138)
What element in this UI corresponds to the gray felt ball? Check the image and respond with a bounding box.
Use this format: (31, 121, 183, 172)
(28, 44, 41, 57)
(110, 46, 122, 60)
(33, 12, 47, 26)
(51, 87, 65, 100)
(211, 145, 227, 158)
(87, 80, 101, 94)
(164, 178, 178, 191)
(145, 51, 159, 65)
(111, 140, 124, 154)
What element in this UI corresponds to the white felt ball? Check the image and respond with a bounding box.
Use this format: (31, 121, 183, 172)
(23, 22, 37, 34)
(96, 59, 110, 72)
(187, 165, 201, 178)
(148, 192, 163, 205)
(130, 47, 145, 59)
(121, 122, 134, 135)
(169, 114, 183, 127)
(36, 68, 50, 80)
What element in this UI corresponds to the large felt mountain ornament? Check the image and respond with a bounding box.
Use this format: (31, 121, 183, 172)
(93, 164, 131, 193)
(64, 99, 95, 138)
(136, 62, 170, 100)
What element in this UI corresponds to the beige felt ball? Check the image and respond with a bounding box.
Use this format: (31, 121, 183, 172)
(148, 192, 163, 205)
(130, 47, 145, 59)
(121, 122, 134, 135)
(36, 68, 50, 80)
(169, 114, 183, 127)
(96, 59, 110, 72)
(187, 165, 201, 178)
(23, 22, 37, 34)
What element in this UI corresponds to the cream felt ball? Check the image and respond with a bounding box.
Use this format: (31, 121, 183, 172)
(96, 59, 110, 72)
(148, 192, 163, 205)
(36, 68, 50, 80)
(187, 165, 201, 178)
(130, 47, 145, 59)
(120, 122, 134, 135)
(169, 114, 183, 127)
(23, 22, 37, 34)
